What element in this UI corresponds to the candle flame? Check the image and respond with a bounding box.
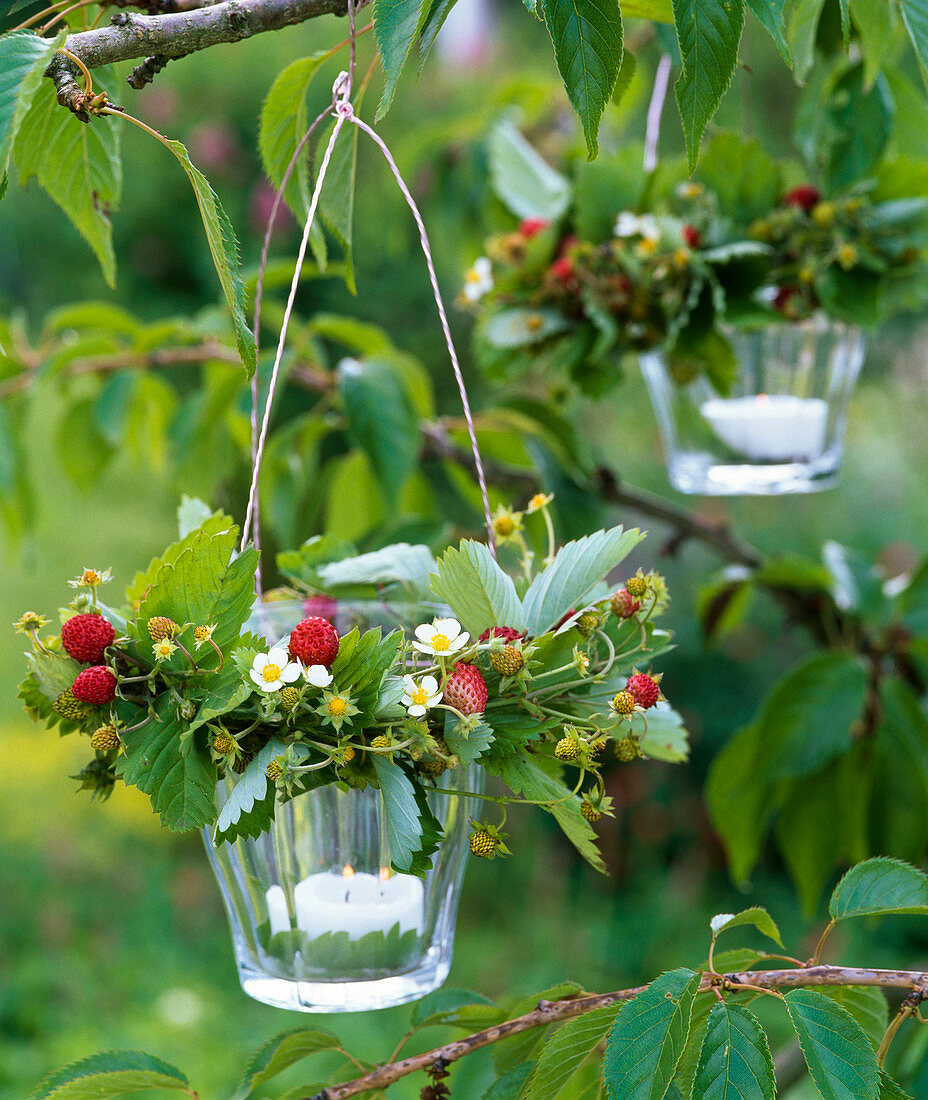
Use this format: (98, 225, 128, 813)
(379, 867, 392, 881)
(757, 393, 770, 403)
(342, 864, 354, 878)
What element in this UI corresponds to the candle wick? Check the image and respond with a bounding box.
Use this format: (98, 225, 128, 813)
(345, 891, 350, 903)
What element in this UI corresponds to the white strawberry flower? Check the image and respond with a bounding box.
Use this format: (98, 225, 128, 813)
(614, 211, 659, 240)
(401, 674, 442, 717)
(462, 257, 493, 302)
(250, 647, 302, 693)
(304, 663, 334, 688)
(412, 618, 470, 657)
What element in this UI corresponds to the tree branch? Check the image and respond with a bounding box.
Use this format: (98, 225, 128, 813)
(59, 0, 367, 72)
(307, 966, 928, 1099)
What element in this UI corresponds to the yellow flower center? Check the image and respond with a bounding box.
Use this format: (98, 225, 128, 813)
(465, 268, 482, 283)
(493, 516, 516, 537)
(430, 633, 451, 652)
(81, 570, 101, 585)
(262, 663, 282, 682)
(411, 687, 430, 706)
(328, 696, 348, 716)
(528, 494, 548, 510)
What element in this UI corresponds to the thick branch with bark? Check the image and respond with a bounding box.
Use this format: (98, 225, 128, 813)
(60, 0, 365, 70)
(306, 965, 928, 1099)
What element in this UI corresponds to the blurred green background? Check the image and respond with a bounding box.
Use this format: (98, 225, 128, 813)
(3, 2, 928, 1096)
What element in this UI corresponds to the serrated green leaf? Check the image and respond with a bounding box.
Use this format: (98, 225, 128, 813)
(410, 987, 498, 1029)
(483, 1062, 536, 1100)
(418, 0, 459, 69)
(692, 1003, 774, 1100)
(709, 906, 783, 947)
(486, 117, 572, 220)
(829, 857, 928, 920)
(672, 0, 745, 170)
(818, 987, 889, 1052)
(493, 982, 586, 1075)
(783, 989, 880, 1100)
(443, 714, 495, 764)
(430, 540, 525, 637)
(214, 741, 285, 844)
(603, 968, 701, 1099)
(318, 109, 360, 292)
(494, 755, 605, 872)
(747, 0, 791, 64)
(521, 526, 644, 636)
(525, 1002, 621, 1098)
(29, 1050, 194, 1099)
(789, 0, 826, 82)
(369, 752, 423, 873)
(756, 651, 868, 780)
(0, 32, 60, 173)
(316, 543, 438, 599)
(374, 0, 427, 118)
(879, 1070, 913, 1099)
(258, 53, 329, 216)
(898, 0, 928, 91)
(231, 1027, 340, 1099)
(158, 136, 256, 377)
(13, 76, 121, 286)
(639, 702, 690, 763)
(337, 357, 418, 505)
(540, 0, 623, 157)
(119, 695, 217, 831)
(705, 722, 775, 883)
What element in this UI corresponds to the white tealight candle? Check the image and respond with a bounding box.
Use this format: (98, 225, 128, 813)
(293, 867, 425, 942)
(700, 395, 828, 462)
(265, 884, 292, 936)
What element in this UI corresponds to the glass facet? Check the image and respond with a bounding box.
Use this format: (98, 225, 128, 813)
(641, 320, 865, 495)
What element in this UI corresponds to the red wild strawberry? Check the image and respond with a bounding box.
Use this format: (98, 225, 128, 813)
(549, 256, 575, 283)
(682, 224, 702, 248)
(288, 616, 340, 667)
(479, 626, 524, 643)
(443, 663, 488, 716)
(626, 672, 660, 710)
(773, 285, 800, 316)
(71, 666, 118, 705)
(61, 613, 115, 663)
(783, 184, 821, 213)
(610, 589, 640, 619)
(519, 217, 550, 239)
(303, 595, 338, 622)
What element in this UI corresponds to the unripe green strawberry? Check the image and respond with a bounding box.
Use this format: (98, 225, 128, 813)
(90, 723, 120, 752)
(147, 616, 178, 641)
(616, 736, 642, 762)
(469, 829, 497, 857)
(266, 759, 284, 782)
(555, 736, 581, 762)
(370, 735, 391, 750)
(581, 800, 602, 823)
(611, 690, 636, 716)
(341, 745, 356, 764)
(490, 645, 523, 676)
(624, 575, 647, 598)
(53, 687, 88, 721)
(576, 610, 601, 637)
(212, 731, 237, 755)
(280, 686, 301, 712)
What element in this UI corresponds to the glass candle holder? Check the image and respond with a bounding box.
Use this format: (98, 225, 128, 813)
(204, 596, 473, 1012)
(204, 767, 477, 1012)
(641, 319, 865, 495)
